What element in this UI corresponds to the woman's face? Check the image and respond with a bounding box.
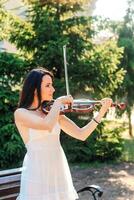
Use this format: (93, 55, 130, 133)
(41, 75, 55, 101)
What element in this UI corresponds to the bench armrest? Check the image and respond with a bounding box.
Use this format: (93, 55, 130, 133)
(77, 184, 103, 200)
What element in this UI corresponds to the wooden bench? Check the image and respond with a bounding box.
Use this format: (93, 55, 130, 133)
(0, 168, 103, 200)
(0, 168, 21, 200)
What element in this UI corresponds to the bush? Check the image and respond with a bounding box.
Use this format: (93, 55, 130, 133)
(61, 115, 124, 163)
(94, 124, 124, 161)
(0, 124, 26, 169)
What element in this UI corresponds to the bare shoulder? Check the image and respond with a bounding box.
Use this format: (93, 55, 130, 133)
(14, 108, 28, 117)
(14, 108, 30, 121)
(14, 108, 50, 130)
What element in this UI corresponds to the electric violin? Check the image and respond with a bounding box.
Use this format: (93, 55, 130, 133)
(41, 99, 126, 114)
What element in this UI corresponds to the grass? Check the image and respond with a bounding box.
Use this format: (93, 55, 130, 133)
(70, 160, 119, 169)
(104, 119, 134, 162)
(121, 138, 134, 162)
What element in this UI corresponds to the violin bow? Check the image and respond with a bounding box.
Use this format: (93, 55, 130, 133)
(63, 45, 70, 96)
(63, 45, 100, 105)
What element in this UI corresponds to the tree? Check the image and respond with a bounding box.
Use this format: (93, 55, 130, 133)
(1, 1, 125, 96)
(118, 0, 134, 137)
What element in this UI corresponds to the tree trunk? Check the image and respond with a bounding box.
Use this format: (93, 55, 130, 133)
(127, 109, 133, 137)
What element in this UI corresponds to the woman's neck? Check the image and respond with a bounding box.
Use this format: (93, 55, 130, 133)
(30, 98, 40, 110)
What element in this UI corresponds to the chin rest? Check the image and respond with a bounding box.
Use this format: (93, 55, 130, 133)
(77, 184, 103, 200)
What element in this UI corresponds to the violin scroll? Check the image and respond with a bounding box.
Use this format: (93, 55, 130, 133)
(111, 102, 126, 110)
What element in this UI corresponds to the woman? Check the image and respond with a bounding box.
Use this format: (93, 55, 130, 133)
(14, 67, 112, 200)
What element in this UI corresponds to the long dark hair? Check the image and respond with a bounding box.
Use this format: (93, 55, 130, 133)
(18, 68, 53, 110)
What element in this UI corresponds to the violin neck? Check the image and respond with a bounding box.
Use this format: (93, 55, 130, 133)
(73, 99, 101, 105)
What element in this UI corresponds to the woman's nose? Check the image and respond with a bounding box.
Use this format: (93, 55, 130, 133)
(52, 86, 55, 93)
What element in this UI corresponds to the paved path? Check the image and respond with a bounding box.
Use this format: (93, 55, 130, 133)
(71, 162, 134, 200)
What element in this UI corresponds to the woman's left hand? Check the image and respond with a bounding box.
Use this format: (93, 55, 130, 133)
(100, 98, 113, 112)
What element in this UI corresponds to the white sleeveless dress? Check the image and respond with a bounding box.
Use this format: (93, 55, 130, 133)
(16, 123, 79, 200)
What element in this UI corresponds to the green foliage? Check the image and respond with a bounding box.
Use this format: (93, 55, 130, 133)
(0, 52, 27, 169)
(0, 6, 35, 53)
(122, 138, 134, 162)
(94, 124, 124, 161)
(61, 119, 124, 163)
(24, 0, 90, 9)
(0, 2, 125, 97)
(117, 0, 134, 136)
(0, 124, 26, 169)
(118, 1, 134, 107)
(78, 39, 125, 98)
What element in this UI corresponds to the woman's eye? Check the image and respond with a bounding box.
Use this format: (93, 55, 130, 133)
(45, 84, 52, 87)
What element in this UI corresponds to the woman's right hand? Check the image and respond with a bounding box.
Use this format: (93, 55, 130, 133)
(56, 95, 73, 105)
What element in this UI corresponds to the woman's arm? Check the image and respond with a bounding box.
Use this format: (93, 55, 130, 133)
(14, 100, 61, 131)
(14, 96, 73, 131)
(59, 98, 112, 141)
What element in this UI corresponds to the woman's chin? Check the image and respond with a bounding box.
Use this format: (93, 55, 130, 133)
(42, 97, 53, 102)
(49, 96, 53, 101)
